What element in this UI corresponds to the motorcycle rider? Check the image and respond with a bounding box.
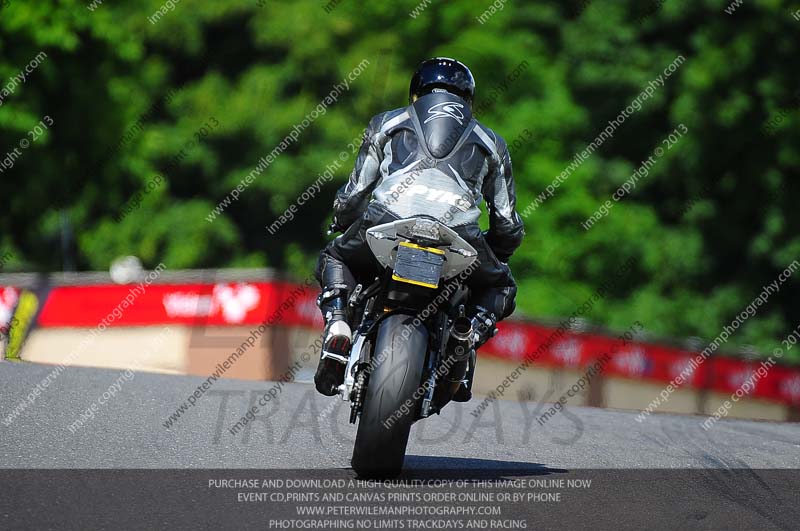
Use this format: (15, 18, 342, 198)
(314, 57, 524, 401)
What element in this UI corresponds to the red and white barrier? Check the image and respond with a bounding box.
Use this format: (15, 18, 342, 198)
(3, 280, 799, 407)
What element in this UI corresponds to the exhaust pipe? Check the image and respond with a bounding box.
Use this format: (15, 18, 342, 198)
(449, 316, 474, 360)
(439, 314, 475, 401)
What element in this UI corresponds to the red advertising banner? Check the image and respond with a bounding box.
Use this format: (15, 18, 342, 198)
(37, 282, 324, 329)
(481, 320, 800, 405)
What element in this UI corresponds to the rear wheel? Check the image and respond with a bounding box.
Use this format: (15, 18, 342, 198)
(351, 314, 428, 478)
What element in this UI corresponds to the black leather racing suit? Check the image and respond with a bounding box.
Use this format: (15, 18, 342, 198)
(315, 91, 524, 328)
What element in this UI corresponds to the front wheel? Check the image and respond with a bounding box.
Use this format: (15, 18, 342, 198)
(351, 314, 428, 478)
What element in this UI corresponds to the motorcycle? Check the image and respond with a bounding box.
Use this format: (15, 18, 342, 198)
(324, 216, 487, 478)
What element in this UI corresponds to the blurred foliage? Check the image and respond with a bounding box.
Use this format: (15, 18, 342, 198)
(0, 0, 798, 360)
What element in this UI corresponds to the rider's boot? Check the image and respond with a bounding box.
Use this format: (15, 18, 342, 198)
(451, 308, 497, 403)
(314, 288, 351, 396)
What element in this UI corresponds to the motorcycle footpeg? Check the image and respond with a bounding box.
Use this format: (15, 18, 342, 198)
(321, 350, 349, 364)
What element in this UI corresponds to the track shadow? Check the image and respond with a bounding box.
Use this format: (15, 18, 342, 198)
(397, 455, 568, 480)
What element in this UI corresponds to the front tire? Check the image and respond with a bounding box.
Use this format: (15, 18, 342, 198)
(351, 314, 427, 478)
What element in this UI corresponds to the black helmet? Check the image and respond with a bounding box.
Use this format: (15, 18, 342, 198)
(409, 57, 475, 106)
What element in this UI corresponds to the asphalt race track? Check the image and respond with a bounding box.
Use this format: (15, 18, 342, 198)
(2, 361, 800, 529)
(2, 361, 799, 469)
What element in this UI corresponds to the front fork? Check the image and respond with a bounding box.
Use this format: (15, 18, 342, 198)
(420, 310, 450, 418)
